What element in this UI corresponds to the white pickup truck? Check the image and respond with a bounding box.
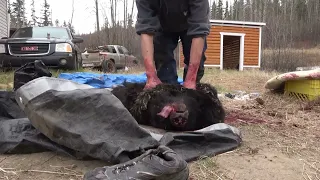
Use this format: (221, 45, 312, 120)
(81, 45, 138, 73)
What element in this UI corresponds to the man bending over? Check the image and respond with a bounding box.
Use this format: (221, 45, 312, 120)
(135, 0, 210, 90)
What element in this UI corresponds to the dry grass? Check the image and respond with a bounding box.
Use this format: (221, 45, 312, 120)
(0, 166, 83, 180)
(199, 68, 278, 93)
(263, 48, 320, 55)
(261, 48, 320, 72)
(190, 68, 319, 180)
(189, 157, 227, 180)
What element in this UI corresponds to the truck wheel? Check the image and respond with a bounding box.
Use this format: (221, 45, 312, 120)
(78, 55, 83, 70)
(68, 55, 79, 71)
(74, 58, 79, 71)
(132, 59, 139, 66)
(102, 60, 116, 73)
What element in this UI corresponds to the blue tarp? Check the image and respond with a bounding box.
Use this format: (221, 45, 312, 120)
(58, 72, 184, 88)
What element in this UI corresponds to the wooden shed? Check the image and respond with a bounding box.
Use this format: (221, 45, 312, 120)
(177, 20, 266, 71)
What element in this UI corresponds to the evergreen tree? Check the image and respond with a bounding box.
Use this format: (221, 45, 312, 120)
(68, 22, 75, 34)
(224, 1, 230, 20)
(245, 0, 251, 21)
(127, 14, 133, 27)
(40, 0, 52, 26)
(232, 0, 239, 20)
(211, 1, 217, 19)
(8, 0, 17, 28)
(11, 0, 27, 28)
(229, 4, 233, 20)
(216, 0, 223, 19)
(238, 0, 245, 20)
(63, 20, 68, 27)
(30, 0, 38, 26)
(55, 19, 60, 27)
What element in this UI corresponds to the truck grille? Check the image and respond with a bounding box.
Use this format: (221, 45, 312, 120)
(9, 43, 50, 55)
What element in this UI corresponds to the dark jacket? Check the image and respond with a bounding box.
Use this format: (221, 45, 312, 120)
(135, 0, 210, 37)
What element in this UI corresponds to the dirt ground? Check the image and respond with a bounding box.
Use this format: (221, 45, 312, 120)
(0, 68, 319, 180)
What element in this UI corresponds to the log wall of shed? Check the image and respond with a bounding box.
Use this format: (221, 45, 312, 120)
(178, 25, 260, 68)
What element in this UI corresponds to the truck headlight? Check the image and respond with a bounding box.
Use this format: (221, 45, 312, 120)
(0, 44, 5, 53)
(55, 43, 72, 53)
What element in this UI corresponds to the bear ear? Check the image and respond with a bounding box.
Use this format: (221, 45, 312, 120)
(196, 83, 218, 98)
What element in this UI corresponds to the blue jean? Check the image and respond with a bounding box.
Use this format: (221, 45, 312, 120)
(153, 30, 207, 84)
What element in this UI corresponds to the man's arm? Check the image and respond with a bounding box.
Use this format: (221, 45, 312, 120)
(184, 0, 210, 89)
(135, 0, 160, 35)
(135, 0, 162, 89)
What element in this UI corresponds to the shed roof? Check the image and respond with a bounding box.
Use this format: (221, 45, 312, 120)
(210, 20, 266, 27)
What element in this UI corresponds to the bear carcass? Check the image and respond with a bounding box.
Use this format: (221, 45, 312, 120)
(111, 82, 225, 131)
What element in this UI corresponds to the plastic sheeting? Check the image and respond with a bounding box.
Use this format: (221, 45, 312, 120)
(0, 91, 26, 121)
(14, 77, 242, 164)
(58, 72, 184, 88)
(0, 117, 86, 157)
(0, 91, 90, 159)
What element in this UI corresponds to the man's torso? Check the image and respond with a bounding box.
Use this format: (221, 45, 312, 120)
(157, 0, 189, 32)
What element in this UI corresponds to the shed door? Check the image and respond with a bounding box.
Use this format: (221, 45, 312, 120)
(223, 36, 241, 70)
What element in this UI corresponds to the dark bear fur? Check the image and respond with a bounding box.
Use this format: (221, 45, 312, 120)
(111, 82, 225, 132)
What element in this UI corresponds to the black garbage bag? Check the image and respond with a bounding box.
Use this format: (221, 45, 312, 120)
(13, 60, 52, 91)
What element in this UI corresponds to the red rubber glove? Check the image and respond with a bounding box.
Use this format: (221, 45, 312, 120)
(144, 75, 162, 90)
(183, 37, 205, 90)
(183, 79, 196, 90)
(140, 34, 162, 90)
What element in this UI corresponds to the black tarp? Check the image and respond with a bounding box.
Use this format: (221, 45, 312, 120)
(23, 88, 161, 164)
(0, 91, 26, 120)
(158, 128, 242, 162)
(11, 77, 242, 164)
(0, 91, 90, 159)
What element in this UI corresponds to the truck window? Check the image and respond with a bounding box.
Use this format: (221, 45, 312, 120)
(121, 46, 129, 55)
(98, 46, 110, 52)
(108, 46, 117, 53)
(117, 47, 124, 54)
(12, 27, 71, 39)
